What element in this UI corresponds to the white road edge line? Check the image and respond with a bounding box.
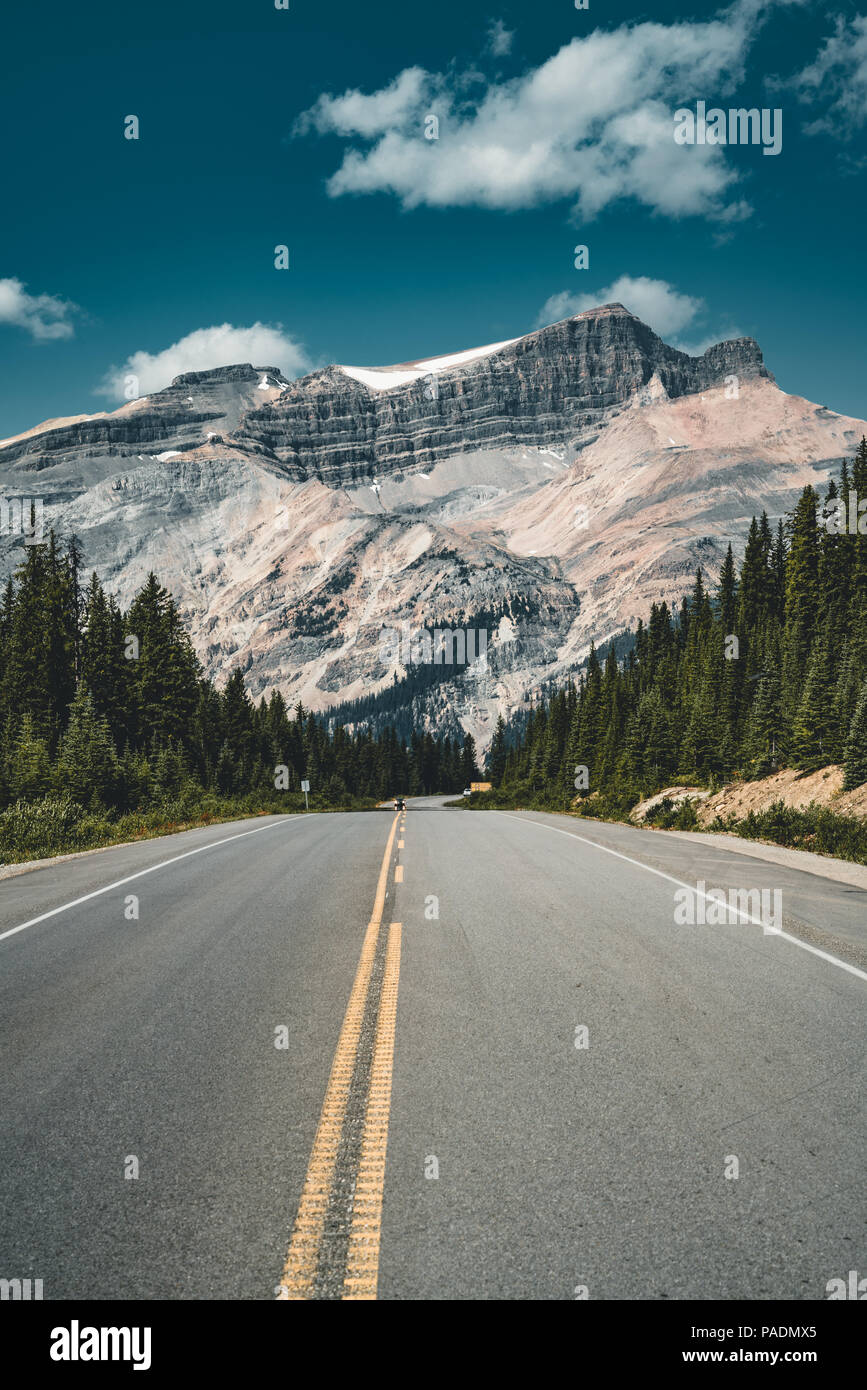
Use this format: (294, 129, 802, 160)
(0, 816, 303, 945)
(493, 811, 867, 985)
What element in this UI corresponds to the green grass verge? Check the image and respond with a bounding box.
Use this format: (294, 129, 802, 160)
(0, 793, 380, 865)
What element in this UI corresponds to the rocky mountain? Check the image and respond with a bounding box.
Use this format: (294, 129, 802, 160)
(1, 304, 864, 752)
(236, 304, 769, 483)
(0, 365, 291, 491)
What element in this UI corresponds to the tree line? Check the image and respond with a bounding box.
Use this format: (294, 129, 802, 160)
(0, 534, 480, 812)
(486, 441, 867, 803)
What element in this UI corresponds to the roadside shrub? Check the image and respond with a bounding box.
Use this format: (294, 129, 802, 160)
(732, 801, 867, 864)
(0, 797, 111, 859)
(673, 798, 700, 830)
(0, 788, 382, 862)
(645, 797, 677, 827)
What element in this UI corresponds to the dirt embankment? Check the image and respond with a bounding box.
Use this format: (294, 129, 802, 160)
(631, 766, 867, 826)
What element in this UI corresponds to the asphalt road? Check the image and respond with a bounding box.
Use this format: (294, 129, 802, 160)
(1, 801, 864, 1300)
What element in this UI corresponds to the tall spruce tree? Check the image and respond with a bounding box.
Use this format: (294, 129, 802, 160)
(843, 681, 867, 791)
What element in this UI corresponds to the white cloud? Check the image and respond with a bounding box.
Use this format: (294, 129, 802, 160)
(672, 327, 745, 355)
(487, 19, 514, 58)
(97, 322, 311, 400)
(295, 5, 776, 221)
(0, 277, 80, 340)
(296, 67, 431, 140)
(791, 15, 867, 135)
(534, 275, 741, 352)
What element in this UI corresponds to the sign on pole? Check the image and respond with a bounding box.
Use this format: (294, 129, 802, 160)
(301, 778, 310, 811)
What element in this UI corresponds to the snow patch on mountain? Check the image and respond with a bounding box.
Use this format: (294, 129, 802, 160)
(339, 336, 520, 391)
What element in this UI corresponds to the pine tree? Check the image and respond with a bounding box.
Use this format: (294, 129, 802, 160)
(460, 733, 479, 786)
(843, 681, 867, 790)
(42, 531, 77, 745)
(4, 540, 50, 730)
(627, 687, 675, 788)
(744, 674, 782, 776)
(770, 520, 787, 623)
(737, 518, 765, 636)
(81, 575, 130, 746)
(851, 438, 867, 607)
(6, 714, 52, 801)
(55, 686, 119, 806)
(214, 741, 237, 795)
(782, 487, 820, 726)
(790, 638, 838, 768)
(819, 478, 849, 625)
(125, 573, 200, 749)
(221, 669, 257, 771)
(718, 544, 738, 634)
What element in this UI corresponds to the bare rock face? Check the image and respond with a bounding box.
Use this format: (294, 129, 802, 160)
(0, 305, 862, 753)
(238, 305, 771, 482)
(0, 365, 291, 487)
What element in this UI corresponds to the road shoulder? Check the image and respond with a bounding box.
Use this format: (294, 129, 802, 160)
(660, 828, 867, 890)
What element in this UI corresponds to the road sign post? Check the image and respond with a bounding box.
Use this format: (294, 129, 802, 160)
(301, 778, 310, 810)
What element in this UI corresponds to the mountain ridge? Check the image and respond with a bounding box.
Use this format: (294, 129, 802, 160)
(0, 305, 768, 479)
(0, 306, 862, 753)
(237, 304, 771, 484)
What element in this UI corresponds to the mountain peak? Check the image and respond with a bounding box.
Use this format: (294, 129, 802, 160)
(236, 305, 773, 484)
(169, 364, 287, 389)
(1, 306, 863, 752)
(574, 301, 636, 318)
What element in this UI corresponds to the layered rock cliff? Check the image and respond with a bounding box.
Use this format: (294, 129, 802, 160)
(238, 305, 771, 482)
(0, 305, 860, 753)
(0, 365, 290, 482)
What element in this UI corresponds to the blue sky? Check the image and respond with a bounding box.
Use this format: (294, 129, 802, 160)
(1, 0, 865, 437)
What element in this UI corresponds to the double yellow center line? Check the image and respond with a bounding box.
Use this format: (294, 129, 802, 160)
(277, 811, 404, 1300)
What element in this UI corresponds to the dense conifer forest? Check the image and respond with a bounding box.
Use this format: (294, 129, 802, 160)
(0, 526, 479, 858)
(480, 443, 867, 857)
